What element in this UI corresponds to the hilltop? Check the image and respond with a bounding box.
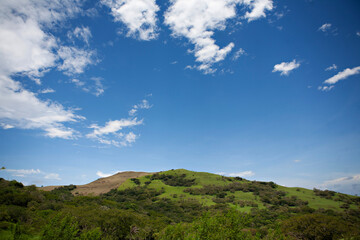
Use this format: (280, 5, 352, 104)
(1, 169, 360, 239)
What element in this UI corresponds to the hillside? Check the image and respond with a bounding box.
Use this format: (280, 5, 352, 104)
(1, 169, 360, 239)
(40, 171, 152, 196)
(117, 169, 359, 212)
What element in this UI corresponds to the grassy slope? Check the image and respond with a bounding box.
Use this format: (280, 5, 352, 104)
(118, 169, 357, 212)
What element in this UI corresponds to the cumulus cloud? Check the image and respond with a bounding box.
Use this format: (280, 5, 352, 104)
(217, 170, 255, 178)
(325, 64, 337, 71)
(272, 59, 300, 76)
(101, 0, 159, 40)
(0, 0, 86, 139)
(244, 0, 273, 22)
(323, 66, 360, 85)
(318, 23, 331, 32)
(322, 174, 360, 195)
(164, 0, 273, 73)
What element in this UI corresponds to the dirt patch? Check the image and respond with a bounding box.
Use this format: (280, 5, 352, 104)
(39, 171, 153, 196)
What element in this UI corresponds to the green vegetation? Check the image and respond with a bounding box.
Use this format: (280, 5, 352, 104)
(1, 169, 360, 239)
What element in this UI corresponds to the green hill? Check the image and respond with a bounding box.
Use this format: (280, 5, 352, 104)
(1, 169, 360, 239)
(118, 169, 359, 212)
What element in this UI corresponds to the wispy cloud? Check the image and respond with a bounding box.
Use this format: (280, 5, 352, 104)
(325, 64, 337, 71)
(232, 48, 246, 60)
(318, 85, 334, 92)
(2, 168, 61, 181)
(323, 66, 360, 85)
(318, 23, 337, 35)
(164, 0, 273, 74)
(318, 23, 332, 32)
(217, 170, 255, 178)
(129, 99, 152, 116)
(57, 46, 96, 76)
(69, 26, 92, 45)
(101, 0, 160, 41)
(321, 174, 360, 195)
(272, 59, 300, 76)
(39, 88, 55, 94)
(44, 173, 61, 180)
(96, 170, 123, 178)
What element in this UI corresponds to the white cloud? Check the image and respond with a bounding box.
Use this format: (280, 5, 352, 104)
(57, 46, 96, 75)
(86, 97, 152, 147)
(44, 127, 76, 139)
(293, 159, 301, 163)
(96, 170, 123, 178)
(0, 0, 86, 139)
(91, 77, 105, 97)
(272, 59, 300, 76)
(318, 23, 331, 32)
(318, 85, 334, 92)
(357, 32, 360, 37)
(164, 0, 273, 73)
(0, 76, 84, 139)
(129, 99, 152, 116)
(233, 48, 246, 60)
(5, 169, 41, 177)
(0, 123, 15, 129)
(101, 0, 160, 40)
(124, 131, 137, 144)
(87, 118, 143, 138)
(323, 66, 360, 85)
(71, 78, 85, 87)
(217, 170, 255, 178)
(325, 64, 337, 71)
(44, 173, 61, 180)
(244, 0, 273, 22)
(2, 168, 61, 182)
(321, 174, 360, 195)
(71, 26, 92, 45)
(39, 88, 55, 94)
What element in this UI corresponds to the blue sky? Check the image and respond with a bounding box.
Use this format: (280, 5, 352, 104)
(0, 0, 360, 195)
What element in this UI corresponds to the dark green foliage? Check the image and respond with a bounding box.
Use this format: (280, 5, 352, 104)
(184, 181, 307, 207)
(42, 214, 79, 240)
(313, 188, 336, 199)
(150, 173, 196, 187)
(281, 213, 360, 239)
(157, 210, 255, 240)
(130, 178, 140, 185)
(0, 173, 360, 240)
